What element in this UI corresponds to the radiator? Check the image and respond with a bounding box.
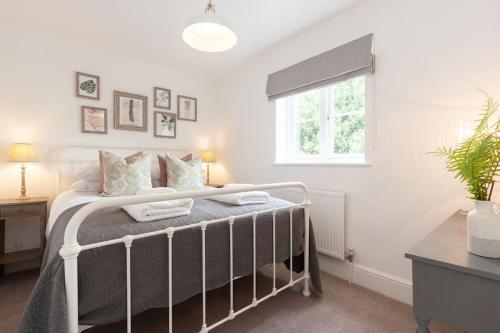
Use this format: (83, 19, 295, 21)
(272, 188, 346, 260)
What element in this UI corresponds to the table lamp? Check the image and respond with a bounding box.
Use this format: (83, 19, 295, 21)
(201, 150, 216, 185)
(8, 143, 39, 200)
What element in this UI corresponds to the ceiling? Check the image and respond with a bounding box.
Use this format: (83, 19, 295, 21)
(2, 0, 364, 76)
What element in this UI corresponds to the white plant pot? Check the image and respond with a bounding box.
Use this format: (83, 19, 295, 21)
(467, 200, 500, 258)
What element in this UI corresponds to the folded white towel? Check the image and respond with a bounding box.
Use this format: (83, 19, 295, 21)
(136, 187, 176, 195)
(123, 187, 193, 222)
(209, 184, 270, 206)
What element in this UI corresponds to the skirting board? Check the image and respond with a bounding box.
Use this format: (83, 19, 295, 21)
(318, 254, 413, 305)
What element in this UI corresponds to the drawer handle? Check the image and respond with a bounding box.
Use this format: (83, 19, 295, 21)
(18, 208, 25, 213)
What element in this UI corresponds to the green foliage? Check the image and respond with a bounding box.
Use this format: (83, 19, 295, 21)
(334, 114, 365, 153)
(432, 92, 499, 201)
(294, 76, 365, 155)
(334, 76, 365, 114)
(332, 77, 365, 154)
(296, 89, 320, 154)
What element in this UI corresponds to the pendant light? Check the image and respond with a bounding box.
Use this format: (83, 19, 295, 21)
(182, 0, 237, 52)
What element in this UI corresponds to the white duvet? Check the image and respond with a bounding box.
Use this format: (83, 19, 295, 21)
(46, 191, 100, 238)
(46, 188, 194, 238)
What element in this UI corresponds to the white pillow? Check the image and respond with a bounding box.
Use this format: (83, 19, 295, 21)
(75, 163, 100, 181)
(70, 180, 100, 192)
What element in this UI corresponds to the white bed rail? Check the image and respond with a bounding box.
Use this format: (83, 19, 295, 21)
(59, 182, 312, 333)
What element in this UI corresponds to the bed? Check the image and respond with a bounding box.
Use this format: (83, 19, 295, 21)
(17, 145, 321, 333)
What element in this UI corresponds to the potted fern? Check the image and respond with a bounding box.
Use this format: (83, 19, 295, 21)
(433, 92, 500, 258)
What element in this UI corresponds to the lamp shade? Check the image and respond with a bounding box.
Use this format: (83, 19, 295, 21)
(8, 143, 38, 162)
(182, 2, 237, 53)
(201, 150, 216, 163)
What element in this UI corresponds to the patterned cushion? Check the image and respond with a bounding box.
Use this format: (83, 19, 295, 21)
(99, 150, 152, 196)
(158, 153, 192, 187)
(99, 151, 143, 193)
(165, 155, 204, 191)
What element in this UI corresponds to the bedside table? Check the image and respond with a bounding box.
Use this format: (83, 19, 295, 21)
(0, 197, 48, 275)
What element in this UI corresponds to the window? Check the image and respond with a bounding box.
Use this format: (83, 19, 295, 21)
(275, 75, 371, 164)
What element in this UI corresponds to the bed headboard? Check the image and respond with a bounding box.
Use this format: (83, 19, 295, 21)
(52, 144, 191, 193)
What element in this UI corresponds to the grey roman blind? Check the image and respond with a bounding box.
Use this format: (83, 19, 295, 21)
(266, 34, 374, 100)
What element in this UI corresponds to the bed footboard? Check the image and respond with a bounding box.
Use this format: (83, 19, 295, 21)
(59, 182, 311, 333)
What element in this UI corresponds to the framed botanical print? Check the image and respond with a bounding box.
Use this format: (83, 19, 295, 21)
(114, 91, 148, 131)
(177, 95, 197, 121)
(154, 87, 171, 109)
(81, 106, 107, 134)
(76, 72, 100, 100)
(154, 111, 176, 138)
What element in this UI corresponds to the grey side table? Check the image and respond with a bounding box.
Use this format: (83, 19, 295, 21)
(405, 211, 500, 333)
(0, 197, 48, 275)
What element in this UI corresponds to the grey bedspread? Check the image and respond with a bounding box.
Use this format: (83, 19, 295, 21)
(18, 197, 321, 333)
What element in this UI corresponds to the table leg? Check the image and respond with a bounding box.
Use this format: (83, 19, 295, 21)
(416, 317, 430, 333)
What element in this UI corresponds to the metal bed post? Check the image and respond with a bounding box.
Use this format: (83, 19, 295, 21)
(124, 235, 133, 333)
(59, 244, 81, 333)
(200, 221, 208, 333)
(252, 213, 258, 306)
(289, 208, 294, 285)
(272, 210, 277, 296)
(228, 216, 235, 319)
(302, 199, 312, 297)
(166, 227, 175, 333)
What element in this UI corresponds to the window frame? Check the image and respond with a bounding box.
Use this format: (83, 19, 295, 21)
(274, 75, 374, 166)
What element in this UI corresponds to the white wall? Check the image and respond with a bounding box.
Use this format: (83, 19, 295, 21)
(215, 0, 500, 302)
(0, 24, 219, 260)
(0, 24, 219, 200)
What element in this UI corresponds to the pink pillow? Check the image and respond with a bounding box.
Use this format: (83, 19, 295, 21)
(98, 150, 143, 193)
(158, 153, 192, 187)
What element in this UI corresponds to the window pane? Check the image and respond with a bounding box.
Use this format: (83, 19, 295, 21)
(275, 75, 368, 163)
(333, 113, 365, 154)
(294, 90, 320, 155)
(333, 76, 365, 114)
(330, 76, 366, 155)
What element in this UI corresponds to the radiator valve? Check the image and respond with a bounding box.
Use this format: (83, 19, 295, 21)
(346, 247, 355, 262)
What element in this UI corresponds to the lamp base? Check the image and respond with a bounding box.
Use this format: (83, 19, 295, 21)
(19, 164, 29, 200)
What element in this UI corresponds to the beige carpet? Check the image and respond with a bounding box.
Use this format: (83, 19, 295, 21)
(1, 266, 461, 333)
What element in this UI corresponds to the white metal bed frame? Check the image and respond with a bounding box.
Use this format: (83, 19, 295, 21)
(51, 144, 311, 332)
(58, 181, 311, 333)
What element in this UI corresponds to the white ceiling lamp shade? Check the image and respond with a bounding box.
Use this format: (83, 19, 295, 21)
(182, 0, 237, 53)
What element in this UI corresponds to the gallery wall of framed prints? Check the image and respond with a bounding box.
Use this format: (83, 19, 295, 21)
(74, 71, 198, 139)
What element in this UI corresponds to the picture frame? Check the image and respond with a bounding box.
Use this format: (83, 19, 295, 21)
(177, 95, 197, 121)
(76, 72, 100, 100)
(154, 87, 171, 109)
(81, 106, 107, 134)
(113, 91, 148, 131)
(154, 111, 176, 138)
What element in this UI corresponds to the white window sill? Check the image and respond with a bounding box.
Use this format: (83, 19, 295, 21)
(273, 160, 372, 167)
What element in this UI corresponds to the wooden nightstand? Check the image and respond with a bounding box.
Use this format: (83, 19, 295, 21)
(0, 197, 48, 275)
